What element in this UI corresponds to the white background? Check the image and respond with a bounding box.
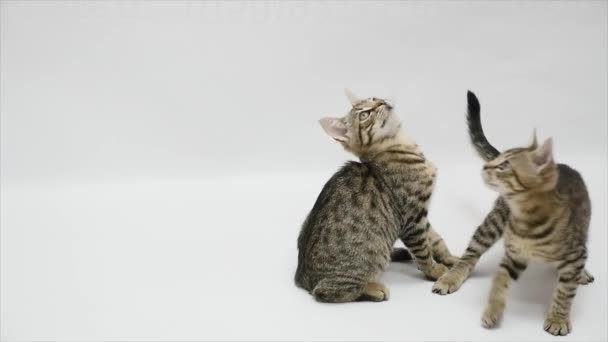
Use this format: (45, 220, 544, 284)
(1, 1, 606, 341)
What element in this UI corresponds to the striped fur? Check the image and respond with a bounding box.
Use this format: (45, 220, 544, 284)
(432, 91, 593, 336)
(296, 92, 457, 303)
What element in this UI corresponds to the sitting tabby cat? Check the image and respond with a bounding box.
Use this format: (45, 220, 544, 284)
(432, 91, 593, 336)
(295, 90, 458, 303)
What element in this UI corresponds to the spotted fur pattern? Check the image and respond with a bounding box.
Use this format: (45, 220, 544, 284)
(432, 91, 593, 336)
(295, 91, 457, 303)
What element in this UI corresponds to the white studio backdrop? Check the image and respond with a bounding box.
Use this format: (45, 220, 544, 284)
(1, 1, 606, 341)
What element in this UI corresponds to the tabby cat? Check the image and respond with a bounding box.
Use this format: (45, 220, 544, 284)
(295, 90, 458, 303)
(432, 91, 593, 336)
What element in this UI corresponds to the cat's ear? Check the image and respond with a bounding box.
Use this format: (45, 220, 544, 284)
(344, 88, 361, 106)
(319, 117, 348, 142)
(532, 137, 554, 173)
(528, 128, 538, 149)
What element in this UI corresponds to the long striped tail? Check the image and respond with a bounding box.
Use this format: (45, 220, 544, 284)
(467, 91, 499, 161)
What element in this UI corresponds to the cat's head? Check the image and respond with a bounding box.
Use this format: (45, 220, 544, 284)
(319, 89, 401, 155)
(482, 133, 558, 196)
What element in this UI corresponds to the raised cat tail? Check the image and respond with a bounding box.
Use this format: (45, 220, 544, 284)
(466, 91, 499, 161)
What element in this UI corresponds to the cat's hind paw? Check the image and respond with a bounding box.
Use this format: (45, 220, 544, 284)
(359, 282, 390, 302)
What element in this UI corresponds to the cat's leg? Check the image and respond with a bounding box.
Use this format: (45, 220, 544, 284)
(432, 201, 506, 295)
(544, 278, 577, 336)
(312, 277, 366, 303)
(393, 226, 457, 266)
(576, 268, 594, 285)
(544, 251, 587, 335)
(481, 253, 528, 328)
(400, 217, 448, 280)
(427, 226, 459, 267)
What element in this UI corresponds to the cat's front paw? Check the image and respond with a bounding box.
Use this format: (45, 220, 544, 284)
(424, 263, 448, 281)
(440, 255, 460, 268)
(481, 305, 503, 329)
(544, 317, 571, 336)
(432, 271, 463, 295)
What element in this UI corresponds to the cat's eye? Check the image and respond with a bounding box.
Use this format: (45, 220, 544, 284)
(359, 111, 371, 120)
(497, 161, 510, 170)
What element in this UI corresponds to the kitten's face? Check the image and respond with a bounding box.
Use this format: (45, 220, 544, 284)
(482, 137, 557, 195)
(319, 90, 401, 154)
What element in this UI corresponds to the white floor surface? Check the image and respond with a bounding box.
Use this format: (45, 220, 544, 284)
(2, 158, 606, 341)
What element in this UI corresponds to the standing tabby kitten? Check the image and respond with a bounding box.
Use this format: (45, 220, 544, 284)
(295, 90, 457, 303)
(432, 91, 593, 336)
